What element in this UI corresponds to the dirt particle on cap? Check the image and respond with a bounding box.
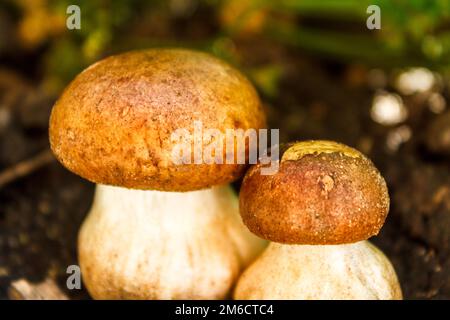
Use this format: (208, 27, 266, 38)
(319, 174, 334, 197)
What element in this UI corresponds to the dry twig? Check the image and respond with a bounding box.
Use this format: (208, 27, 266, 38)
(0, 149, 54, 188)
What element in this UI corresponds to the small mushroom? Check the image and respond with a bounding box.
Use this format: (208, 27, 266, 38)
(234, 140, 402, 300)
(49, 49, 267, 299)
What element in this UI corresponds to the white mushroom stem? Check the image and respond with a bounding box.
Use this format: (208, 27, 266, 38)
(78, 184, 266, 300)
(234, 241, 402, 300)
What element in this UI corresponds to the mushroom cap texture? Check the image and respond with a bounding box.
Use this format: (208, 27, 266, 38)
(239, 140, 390, 244)
(49, 49, 266, 191)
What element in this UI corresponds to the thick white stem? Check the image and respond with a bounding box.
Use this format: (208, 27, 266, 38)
(78, 184, 266, 299)
(234, 241, 402, 300)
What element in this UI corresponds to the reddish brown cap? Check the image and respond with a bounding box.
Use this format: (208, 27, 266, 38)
(49, 49, 266, 191)
(239, 141, 390, 244)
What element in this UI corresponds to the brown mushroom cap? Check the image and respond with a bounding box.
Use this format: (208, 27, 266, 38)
(239, 140, 390, 244)
(49, 49, 266, 191)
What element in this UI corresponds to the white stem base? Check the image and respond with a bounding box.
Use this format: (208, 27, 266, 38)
(78, 184, 266, 299)
(234, 241, 402, 300)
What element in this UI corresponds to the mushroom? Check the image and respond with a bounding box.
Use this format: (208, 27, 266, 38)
(49, 49, 267, 299)
(234, 140, 402, 299)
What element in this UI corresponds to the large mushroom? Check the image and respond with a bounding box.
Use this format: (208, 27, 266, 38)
(234, 140, 402, 299)
(49, 48, 267, 299)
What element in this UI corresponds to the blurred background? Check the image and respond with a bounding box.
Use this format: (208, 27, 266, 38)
(0, 0, 449, 299)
